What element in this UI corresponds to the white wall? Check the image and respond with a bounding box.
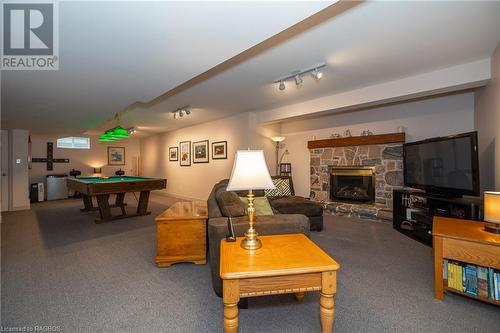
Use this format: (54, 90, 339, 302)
(29, 134, 141, 187)
(475, 42, 500, 191)
(279, 93, 475, 197)
(140, 112, 277, 200)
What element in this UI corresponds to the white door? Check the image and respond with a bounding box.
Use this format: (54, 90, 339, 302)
(1, 130, 9, 212)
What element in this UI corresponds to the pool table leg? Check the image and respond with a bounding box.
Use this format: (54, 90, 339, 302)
(115, 193, 126, 216)
(95, 194, 112, 223)
(137, 190, 151, 216)
(80, 194, 95, 212)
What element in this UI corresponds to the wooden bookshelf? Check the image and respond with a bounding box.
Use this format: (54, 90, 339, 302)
(443, 282, 500, 306)
(433, 217, 500, 306)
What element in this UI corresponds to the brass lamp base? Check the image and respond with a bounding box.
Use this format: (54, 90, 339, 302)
(241, 235, 262, 250)
(241, 189, 262, 250)
(485, 223, 500, 234)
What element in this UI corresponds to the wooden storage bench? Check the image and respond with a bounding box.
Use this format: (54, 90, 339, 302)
(155, 201, 208, 267)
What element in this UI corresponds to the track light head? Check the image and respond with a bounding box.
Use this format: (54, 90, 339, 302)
(312, 68, 322, 80)
(279, 80, 285, 91)
(294, 74, 303, 86)
(172, 106, 190, 119)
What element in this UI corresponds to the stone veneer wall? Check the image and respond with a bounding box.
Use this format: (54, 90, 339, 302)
(310, 144, 404, 221)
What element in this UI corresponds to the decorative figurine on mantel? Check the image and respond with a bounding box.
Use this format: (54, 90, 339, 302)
(343, 129, 352, 137)
(361, 130, 373, 136)
(330, 133, 341, 139)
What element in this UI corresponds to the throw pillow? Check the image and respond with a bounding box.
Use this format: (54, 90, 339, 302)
(239, 197, 274, 216)
(216, 191, 246, 217)
(264, 178, 292, 197)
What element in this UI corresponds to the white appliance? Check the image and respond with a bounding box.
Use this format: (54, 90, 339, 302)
(46, 175, 68, 200)
(37, 182, 44, 202)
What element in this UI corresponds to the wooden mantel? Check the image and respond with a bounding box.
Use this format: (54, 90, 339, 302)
(307, 132, 405, 149)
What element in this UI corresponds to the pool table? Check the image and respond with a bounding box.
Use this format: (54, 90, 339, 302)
(67, 176, 167, 223)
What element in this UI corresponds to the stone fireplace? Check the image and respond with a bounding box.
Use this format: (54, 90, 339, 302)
(330, 166, 375, 204)
(309, 133, 405, 221)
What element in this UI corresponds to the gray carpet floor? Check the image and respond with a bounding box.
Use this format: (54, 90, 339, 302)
(1, 194, 499, 332)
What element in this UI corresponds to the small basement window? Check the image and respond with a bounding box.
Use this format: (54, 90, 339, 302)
(56, 137, 91, 149)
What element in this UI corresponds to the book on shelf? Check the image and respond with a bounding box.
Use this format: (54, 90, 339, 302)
(495, 272, 499, 301)
(465, 265, 477, 296)
(443, 260, 499, 302)
(477, 267, 489, 298)
(489, 268, 495, 299)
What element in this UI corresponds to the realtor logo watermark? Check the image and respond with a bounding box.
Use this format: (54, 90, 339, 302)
(1, 0, 59, 70)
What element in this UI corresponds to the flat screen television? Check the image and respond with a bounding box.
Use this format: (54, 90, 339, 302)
(403, 131, 480, 197)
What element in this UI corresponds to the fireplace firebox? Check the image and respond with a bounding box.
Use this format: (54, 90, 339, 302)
(330, 166, 375, 203)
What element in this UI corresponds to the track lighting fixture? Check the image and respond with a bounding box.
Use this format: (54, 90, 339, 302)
(274, 62, 326, 91)
(279, 80, 285, 91)
(172, 106, 191, 119)
(294, 74, 303, 86)
(311, 68, 322, 80)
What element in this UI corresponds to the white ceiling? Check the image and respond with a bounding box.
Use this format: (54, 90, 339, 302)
(1, 0, 333, 134)
(97, 0, 500, 136)
(3, 1, 500, 137)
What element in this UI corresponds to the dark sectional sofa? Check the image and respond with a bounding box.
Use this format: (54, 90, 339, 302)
(207, 177, 324, 296)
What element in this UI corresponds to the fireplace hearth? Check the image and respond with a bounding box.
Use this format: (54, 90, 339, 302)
(330, 167, 375, 204)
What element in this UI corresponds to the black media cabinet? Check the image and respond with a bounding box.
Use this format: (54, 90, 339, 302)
(392, 189, 483, 246)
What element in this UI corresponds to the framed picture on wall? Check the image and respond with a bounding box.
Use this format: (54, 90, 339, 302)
(169, 147, 178, 161)
(193, 140, 209, 163)
(179, 141, 191, 166)
(212, 141, 227, 159)
(108, 147, 125, 165)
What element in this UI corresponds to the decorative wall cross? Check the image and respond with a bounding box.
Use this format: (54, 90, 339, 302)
(32, 142, 70, 171)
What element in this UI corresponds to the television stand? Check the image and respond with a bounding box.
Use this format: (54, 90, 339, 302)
(393, 189, 483, 246)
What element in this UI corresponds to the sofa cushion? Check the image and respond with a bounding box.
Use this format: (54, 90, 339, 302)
(271, 196, 323, 216)
(239, 197, 274, 215)
(264, 177, 293, 197)
(216, 191, 246, 217)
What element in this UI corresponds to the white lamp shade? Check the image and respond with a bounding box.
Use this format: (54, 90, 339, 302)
(270, 136, 286, 143)
(484, 191, 500, 223)
(227, 150, 275, 191)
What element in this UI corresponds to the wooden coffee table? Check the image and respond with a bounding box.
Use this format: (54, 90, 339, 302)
(220, 234, 340, 332)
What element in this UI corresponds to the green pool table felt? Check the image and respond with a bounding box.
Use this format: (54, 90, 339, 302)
(75, 176, 155, 183)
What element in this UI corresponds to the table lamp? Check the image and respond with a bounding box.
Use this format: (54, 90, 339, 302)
(227, 150, 275, 250)
(484, 191, 500, 234)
